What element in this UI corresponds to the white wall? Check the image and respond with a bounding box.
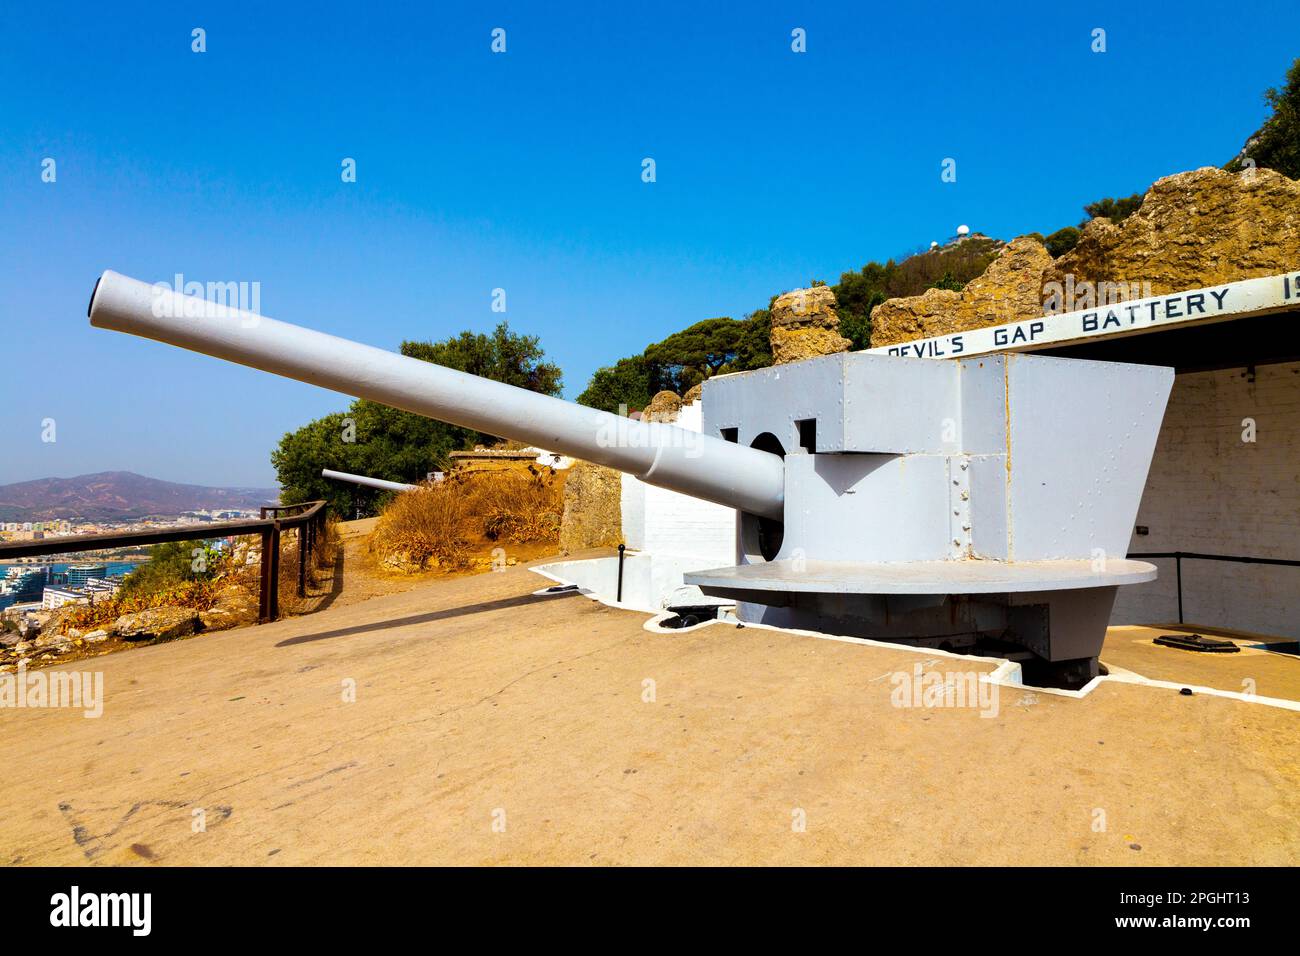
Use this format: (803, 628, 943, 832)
(1111, 361, 1300, 638)
(619, 402, 736, 564)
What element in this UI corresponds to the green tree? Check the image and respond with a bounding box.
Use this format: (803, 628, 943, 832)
(119, 539, 220, 597)
(1226, 56, 1300, 179)
(576, 312, 771, 412)
(576, 355, 658, 413)
(644, 315, 771, 393)
(1043, 226, 1082, 257)
(1082, 193, 1143, 224)
(401, 322, 563, 396)
(837, 311, 873, 351)
(272, 321, 562, 517)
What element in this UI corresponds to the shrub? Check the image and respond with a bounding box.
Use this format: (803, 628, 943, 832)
(1043, 226, 1082, 257)
(118, 539, 223, 598)
(368, 468, 563, 571)
(370, 482, 472, 570)
(59, 578, 222, 634)
(1082, 194, 1143, 225)
(462, 469, 563, 543)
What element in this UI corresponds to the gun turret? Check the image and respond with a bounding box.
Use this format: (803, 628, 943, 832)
(89, 269, 1175, 687)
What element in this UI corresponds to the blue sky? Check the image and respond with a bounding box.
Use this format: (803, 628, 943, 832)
(0, 0, 1291, 487)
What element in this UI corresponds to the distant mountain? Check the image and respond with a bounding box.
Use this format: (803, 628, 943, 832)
(0, 471, 279, 522)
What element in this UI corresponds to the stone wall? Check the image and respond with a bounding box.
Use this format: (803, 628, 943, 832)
(558, 461, 623, 552)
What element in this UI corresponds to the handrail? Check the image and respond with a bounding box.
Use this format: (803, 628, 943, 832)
(0, 500, 328, 623)
(1127, 550, 1300, 568)
(260, 501, 324, 522)
(1127, 550, 1300, 624)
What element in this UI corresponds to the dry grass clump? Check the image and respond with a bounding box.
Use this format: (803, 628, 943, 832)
(369, 468, 563, 572)
(370, 483, 472, 570)
(469, 470, 564, 543)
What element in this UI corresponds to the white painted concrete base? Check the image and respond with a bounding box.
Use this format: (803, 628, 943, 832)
(529, 562, 1300, 711)
(533, 552, 734, 615)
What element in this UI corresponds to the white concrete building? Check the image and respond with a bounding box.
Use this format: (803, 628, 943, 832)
(42, 587, 89, 610)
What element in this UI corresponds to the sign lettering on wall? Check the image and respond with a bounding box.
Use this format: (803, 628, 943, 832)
(867, 273, 1299, 360)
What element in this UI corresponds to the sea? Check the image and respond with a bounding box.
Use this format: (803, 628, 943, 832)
(0, 561, 141, 578)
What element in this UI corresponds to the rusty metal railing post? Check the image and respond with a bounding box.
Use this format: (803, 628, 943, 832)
(297, 523, 308, 597)
(258, 526, 272, 622)
(259, 521, 281, 623)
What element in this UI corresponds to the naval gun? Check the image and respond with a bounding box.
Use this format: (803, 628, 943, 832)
(321, 468, 419, 493)
(89, 271, 1173, 686)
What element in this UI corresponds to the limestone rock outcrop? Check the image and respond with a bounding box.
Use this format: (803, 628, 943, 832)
(1045, 166, 1300, 294)
(644, 390, 683, 423)
(868, 167, 1300, 348)
(115, 607, 199, 642)
(869, 237, 1054, 348)
(770, 286, 851, 365)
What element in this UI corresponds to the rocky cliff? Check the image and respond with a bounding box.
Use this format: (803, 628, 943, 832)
(870, 238, 1053, 348)
(868, 167, 1300, 348)
(1045, 166, 1300, 294)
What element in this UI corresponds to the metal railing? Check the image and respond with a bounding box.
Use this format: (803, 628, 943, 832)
(0, 500, 328, 624)
(1127, 550, 1300, 624)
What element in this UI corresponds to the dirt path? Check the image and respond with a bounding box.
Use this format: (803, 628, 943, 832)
(2, 520, 561, 673)
(0, 556, 1295, 866)
(292, 518, 426, 613)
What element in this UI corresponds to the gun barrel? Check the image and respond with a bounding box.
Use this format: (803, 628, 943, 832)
(89, 271, 786, 520)
(321, 469, 418, 493)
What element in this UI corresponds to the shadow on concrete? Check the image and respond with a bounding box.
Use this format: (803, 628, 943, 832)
(282, 539, 347, 618)
(275, 589, 580, 647)
(314, 544, 346, 614)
